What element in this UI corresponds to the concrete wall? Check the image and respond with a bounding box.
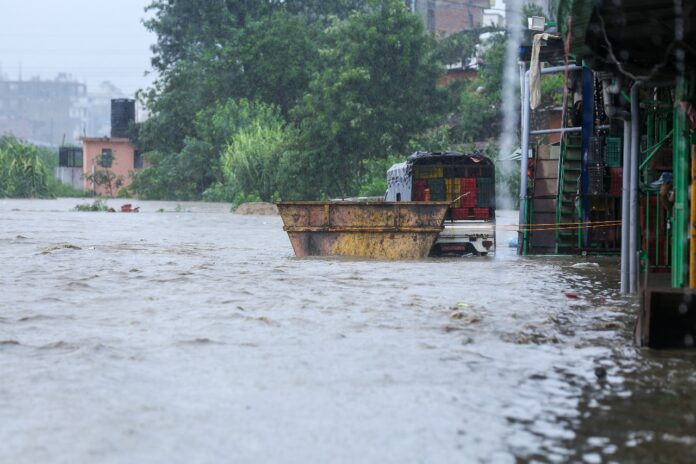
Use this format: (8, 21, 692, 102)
(55, 167, 84, 192)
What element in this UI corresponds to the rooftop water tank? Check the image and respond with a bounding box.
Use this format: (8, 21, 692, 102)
(111, 99, 135, 138)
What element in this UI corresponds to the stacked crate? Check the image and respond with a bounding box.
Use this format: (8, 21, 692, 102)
(413, 180, 428, 201)
(451, 208, 470, 220)
(476, 177, 495, 208)
(449, 178, 475, 220)
(445, 178, 461, 207)
(427, 179, 445, 201)
(414, 165, 442, 180)
(473, 208, 491, 220)
(411, 163, 493, 221)
(412, 165, 442, 201)
(460, 178, 477, 207)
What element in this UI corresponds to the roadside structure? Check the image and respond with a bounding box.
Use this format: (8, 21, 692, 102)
(81, 136, 140, 196)
(517, 0, 695, 302)
(80, 99, 142, 196)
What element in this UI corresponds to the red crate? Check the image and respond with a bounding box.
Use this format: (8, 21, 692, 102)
(451, 207, 471, 220)
(413, 180, 428, 201)
(608, 168, 622, 196)
(473, 208, 490, 220)
(460, 178, 477, 207)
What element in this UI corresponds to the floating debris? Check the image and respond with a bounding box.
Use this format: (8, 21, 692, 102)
(449, 311, 481, 324)
(40, 243, 82, 254)
(571, 262, 600, 269)
(594, 320, 626, 330)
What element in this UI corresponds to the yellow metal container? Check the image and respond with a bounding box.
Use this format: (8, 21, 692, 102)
(276, 201, 449, 259)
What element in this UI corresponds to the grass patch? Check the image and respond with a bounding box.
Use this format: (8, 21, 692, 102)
(73, 199, 109, 212)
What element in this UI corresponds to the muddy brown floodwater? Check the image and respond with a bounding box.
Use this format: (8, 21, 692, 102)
(1, 198, 695, 463)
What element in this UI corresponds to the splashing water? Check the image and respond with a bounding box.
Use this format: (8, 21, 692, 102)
(496, 0, 523, 210)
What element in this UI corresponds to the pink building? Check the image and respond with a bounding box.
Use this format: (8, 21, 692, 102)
(81, 137, 143, 196)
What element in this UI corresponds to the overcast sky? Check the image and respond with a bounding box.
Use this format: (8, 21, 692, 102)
(0, 0, 156, 96)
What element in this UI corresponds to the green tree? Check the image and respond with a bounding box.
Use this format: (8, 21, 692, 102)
(127, 150, 197, 200)
(522, 3, 545, 25)
(140, 0, 367, 155)
(85, 152, 125, 197)
(293, 0, 444, 197)
(433, 27, 504, 68)
(222, 103, 295, 202)
(237, 12, 319, 117)
(131, 99, 287, 200)
(448, 33, 506, 144)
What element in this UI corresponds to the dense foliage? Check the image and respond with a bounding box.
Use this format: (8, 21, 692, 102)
(131, 0, 523, 202)
(0, 136, 82, 198)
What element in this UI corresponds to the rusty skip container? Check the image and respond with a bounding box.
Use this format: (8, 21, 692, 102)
(276, 201, 449, 259)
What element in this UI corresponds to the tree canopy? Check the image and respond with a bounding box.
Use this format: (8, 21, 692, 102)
(131, 0, 516, 202)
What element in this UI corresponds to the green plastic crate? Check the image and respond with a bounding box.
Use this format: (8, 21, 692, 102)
(605, 137, 621, 167)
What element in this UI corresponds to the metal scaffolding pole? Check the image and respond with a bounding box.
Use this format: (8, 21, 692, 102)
(519, 71, 530, 253)
(621, 120, 631, 294)
(630, 82, 643, 294)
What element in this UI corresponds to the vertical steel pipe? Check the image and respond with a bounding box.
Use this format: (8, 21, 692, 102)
(518, 71, 530, 252)
(690, 143, 696, 288)
(630, 82, 643, 294)
(519, 62, 526, 138)
(621, 120, 631, 294)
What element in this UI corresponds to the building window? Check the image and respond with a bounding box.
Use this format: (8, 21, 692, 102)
(100, 149, 113, 168)
(73, 151, 84, 168)
(134, 151, 143, 169)
(59, 147, 83, 168)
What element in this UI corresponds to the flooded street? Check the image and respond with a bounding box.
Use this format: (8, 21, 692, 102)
(1, 198, 695, 463)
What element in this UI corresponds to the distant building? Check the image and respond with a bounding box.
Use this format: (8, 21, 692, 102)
(0, 74, 130, 147)
(81, 136, 141, 196)
(405, 0, 493, 36)
(79, 99, 143, 196)
(0, 74, 87, 146)
(482, 0, 507, 28)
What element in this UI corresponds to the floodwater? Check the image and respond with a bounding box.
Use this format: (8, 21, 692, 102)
(1, 198, 695, 463)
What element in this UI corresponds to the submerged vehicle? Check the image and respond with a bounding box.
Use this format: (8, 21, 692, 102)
(386, 151, 496, 255)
